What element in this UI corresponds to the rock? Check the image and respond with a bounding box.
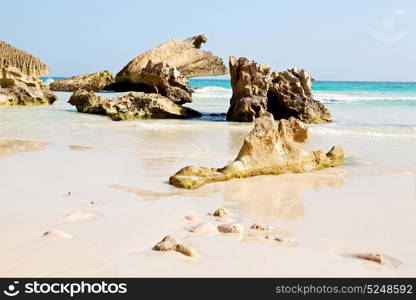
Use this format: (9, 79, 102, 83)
(0, 41, 56, 106)
(187, 222, 218, 234)
(68, 89, 201, 121)
(115, 34, 227, 85)
(152, 236, 197, 257)
(351, 253, 387, 265)
(0, 41, 49, 77)
(210, 208, 230, 218)
(0, 67, 56, 106)
(250, 223, 273, 231)
(49, 70, 114, 92)
(226, 56, 331, 123)
(217, 224, 243, 234)
(124, 61, 193, 105)
(169, 114, 343, 189)
(42, 229, 72, 240)
(175, 243, 198, 257)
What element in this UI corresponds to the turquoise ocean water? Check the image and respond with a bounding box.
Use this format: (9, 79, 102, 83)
(40, 77, 416, 139)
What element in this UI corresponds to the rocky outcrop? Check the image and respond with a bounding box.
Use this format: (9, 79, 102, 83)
(68, 89, 200, 121)
(0, 41, 49, 77)
(0, 67, 56, 106)
(132, 61, 192, 105)
(0, 41, 56, 106)
(49, 70, 114, 92)
(115, 35, 227, 85)
(169, 114, 343, 189)
(226, 56, 331, 123)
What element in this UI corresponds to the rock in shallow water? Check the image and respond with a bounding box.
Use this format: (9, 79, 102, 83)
(68, 89, 201, 121)
(226, 56, 331, 123)
(49, 70, 114, 92)
(169, 114, 343, 189)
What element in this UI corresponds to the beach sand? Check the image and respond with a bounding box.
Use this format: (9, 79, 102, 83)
(0, 92, 415, 277)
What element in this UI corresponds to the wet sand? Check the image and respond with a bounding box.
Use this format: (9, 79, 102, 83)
(0, 93, 415, 277)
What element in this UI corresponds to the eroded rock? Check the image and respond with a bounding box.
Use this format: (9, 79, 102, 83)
(115, 34, 227, 85)
(0, 67, 56, 106)
(226, 56, 331, 123)
(169, 114, 343, 189)
(68, 89, 201, 121)
(0, 41, 55, 106)
(152, 235, 197, 257)
(49, 70, 114, 92)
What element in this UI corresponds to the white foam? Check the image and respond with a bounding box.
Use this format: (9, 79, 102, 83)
(192, 86, 232, 98)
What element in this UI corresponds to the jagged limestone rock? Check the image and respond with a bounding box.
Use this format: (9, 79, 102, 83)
(169, 114, 343, 189)
(0, 41, 49, 77)
(0, 67, 56, 106)
(114, 34, 227, 87)
(0, 41, 55, 106)
(68, 89, 200, 121)
(49, 70, 114, 92)
(226, 56, 331, 123)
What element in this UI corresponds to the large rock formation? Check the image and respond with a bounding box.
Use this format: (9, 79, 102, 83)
(49, 70, 114, 92)
(169, 114, 343, 189)
(111, 35, 227, 101)
(115, 35, 227, 83)
(0, 41, 56, 106)
(68, 89, 201, 121)
(227, 56, 331, 123)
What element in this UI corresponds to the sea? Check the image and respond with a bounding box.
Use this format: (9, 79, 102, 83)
(36, 77, 416, 141)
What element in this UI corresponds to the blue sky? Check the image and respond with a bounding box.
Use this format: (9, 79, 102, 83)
(2, 0, 415, 81)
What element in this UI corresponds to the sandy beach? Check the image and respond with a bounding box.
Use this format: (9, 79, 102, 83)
(0, 92, 415, 277)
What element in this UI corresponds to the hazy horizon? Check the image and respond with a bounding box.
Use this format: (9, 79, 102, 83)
(3, 0, 415, 81)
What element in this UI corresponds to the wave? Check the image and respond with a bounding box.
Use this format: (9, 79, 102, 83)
(315, 92, 416, 103)
(310, 126, 416, 140)
(192, 86, 232, 98)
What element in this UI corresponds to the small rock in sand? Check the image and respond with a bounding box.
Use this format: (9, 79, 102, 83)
(64, 211, 97, 223)
(351, 253, 387, 265)
(210, 207, 230, 218)
(175, 243, 198, 257)
(250, 223, 273, 231)
(217, 223, 243, 234)
(153, 236, 197, 257)
(187, 222, 218, 234)
(42, 229, 72, 240)
(185, 215, 199, 223)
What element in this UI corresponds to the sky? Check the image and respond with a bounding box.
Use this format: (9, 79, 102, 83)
(2, 0, 415, 81)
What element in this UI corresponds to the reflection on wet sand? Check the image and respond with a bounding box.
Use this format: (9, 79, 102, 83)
(222, 168, 345, 223)
(0, 139, 47, 158)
